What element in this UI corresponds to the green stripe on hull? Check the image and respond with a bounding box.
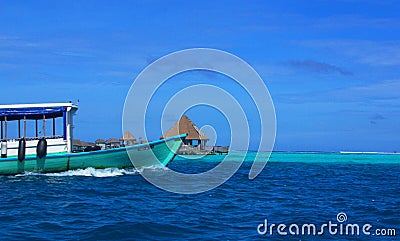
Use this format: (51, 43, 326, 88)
(0, 134, 185, 175)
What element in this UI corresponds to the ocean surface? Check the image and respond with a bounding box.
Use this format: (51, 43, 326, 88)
(0, 152, 399, 240)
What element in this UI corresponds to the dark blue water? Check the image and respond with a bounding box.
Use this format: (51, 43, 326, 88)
(0, 153, 399, 240)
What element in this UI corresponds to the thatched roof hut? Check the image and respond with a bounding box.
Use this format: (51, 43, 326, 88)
(105, 138, 120, 144)
(73, 139, 95, 147)
(95, 139, 105, 144)
(120, 131, 136, 141)
(73, 139, 82, 147)
(104, 138, 120, 148)
(162, 115, 209, 150)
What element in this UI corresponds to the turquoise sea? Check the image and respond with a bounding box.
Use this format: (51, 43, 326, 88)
(0, 152, 399, 240)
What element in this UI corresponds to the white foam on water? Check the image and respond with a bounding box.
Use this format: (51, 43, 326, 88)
(136, 165, 169, 173)
(16, 167, 139, 178)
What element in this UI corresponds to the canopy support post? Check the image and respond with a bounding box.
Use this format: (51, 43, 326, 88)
(4, 117, 7, 141)
(63, 111, 67, 140)
(43, 115, 46, 137)
(36, 119, 38, 138)
(53, 118, 56, 137)
(18, 119, 21, 139)
(24, 116, 27, 139)
(1, 117, 7, 158)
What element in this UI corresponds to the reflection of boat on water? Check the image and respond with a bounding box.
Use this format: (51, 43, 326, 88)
(0, 103, 185, 175)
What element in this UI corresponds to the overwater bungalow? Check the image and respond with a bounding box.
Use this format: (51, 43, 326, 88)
(105, 138, 120, 149)
(72, 139, 95, 152)
(120, 131, 136, 146)
(95, 139, 106, 150)
(162, 115, 209, 151)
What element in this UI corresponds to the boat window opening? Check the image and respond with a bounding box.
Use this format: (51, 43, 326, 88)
(25, 120, 37, 140)
(0, 116, 65, 142)
(16, 117, 28, 139)
(2, 121, 19, 141)
(4, 121, 18, 141)
(36, 116, 64, 139)
(55, 117, 64, 140)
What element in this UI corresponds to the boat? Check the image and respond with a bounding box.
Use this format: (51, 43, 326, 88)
(0, 103, 185, 175)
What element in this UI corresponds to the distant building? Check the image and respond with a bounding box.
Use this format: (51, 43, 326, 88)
(105, 138, 120, 149)
(161, 115, 209, 150)
(120, 131, 136, 146)
(73, 139, 95, 152)
(95, 139, 106, 150)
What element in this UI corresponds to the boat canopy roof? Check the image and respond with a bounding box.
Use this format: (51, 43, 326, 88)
(0, 103, 78, 121)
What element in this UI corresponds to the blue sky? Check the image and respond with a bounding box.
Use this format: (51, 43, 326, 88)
(1, 0, 399, 152)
